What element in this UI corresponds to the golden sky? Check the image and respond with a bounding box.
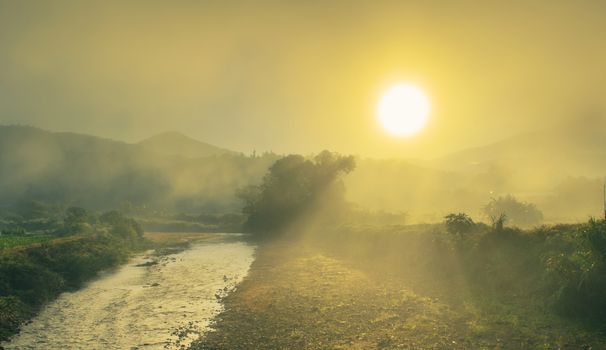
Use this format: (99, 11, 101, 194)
(1, 1, 605, 158)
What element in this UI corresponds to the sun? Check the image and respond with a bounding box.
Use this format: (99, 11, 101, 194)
(377, 83, 430, 137)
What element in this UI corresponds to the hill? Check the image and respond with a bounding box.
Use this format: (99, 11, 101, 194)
(0, 126, 277, 213)
(433, 116, 606, 191)
(137, 131, 235, 158)
(1, 122, 604, 222)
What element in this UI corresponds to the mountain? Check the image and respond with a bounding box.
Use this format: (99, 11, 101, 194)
(432, 116, 606, 191)
(137, 132, 236, 158)
(0, 126, 276, 212)
(1, 121, 603, 221)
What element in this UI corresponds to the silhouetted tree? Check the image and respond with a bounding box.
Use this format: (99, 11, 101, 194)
(490, 213, 507, 233)
(63, 206, 90, 234)
(99, 210, 143, 242)
(444, 213, 474, 236)
(482, 195, 542, 227)
(14, 200, 49, 221)
(239, 151, 355, 236)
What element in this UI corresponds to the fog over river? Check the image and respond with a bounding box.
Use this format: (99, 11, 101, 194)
(2, 236, 256, 350)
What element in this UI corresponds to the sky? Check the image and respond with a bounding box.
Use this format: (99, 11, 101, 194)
(0, 0, 605, 158)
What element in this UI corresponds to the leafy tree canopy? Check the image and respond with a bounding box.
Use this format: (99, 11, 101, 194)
(482, 195, 543, 227)
(444, 212, 475, 235)
(239, 151, 355, 236)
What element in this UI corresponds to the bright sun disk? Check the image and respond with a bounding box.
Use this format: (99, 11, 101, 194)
(377, 83, 430, 137)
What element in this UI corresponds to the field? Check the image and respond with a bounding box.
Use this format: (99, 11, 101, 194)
(193, 224, 606, 350)
(0, 234, 54, 250)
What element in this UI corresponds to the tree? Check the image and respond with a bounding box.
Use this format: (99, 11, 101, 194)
(15, 200, 49, 221)
(65, 206, 87, 224)
(444, 213, 474, 236)
(63, 206, 90, 234)
(239, 151, 355, 236)
(490, 213, 507, 232)
(99, 210, 144, 243)
(482, 195, 543, 227)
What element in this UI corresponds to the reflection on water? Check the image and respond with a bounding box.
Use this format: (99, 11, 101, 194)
(3, 236, 255, 350)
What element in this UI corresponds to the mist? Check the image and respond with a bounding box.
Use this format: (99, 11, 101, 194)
(2, 1, 606, 349)
(2, 1, 606, 158)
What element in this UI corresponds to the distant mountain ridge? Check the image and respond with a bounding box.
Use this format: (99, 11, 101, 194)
(432, 116, 606, 185)
(137, 131, 236, 158)
(1, 122, 604, 221)
(0, 125, 273, 212)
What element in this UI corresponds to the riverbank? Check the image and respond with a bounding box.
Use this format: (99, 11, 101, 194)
(193, 232, 606, 349)
(3, 234, 255, 350)
(0, 213, 146, 342)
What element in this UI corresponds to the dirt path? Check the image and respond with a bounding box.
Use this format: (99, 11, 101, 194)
(193, 240, 605, 350)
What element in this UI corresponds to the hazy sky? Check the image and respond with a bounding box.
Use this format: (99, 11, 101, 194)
(1, 1, 605, 158)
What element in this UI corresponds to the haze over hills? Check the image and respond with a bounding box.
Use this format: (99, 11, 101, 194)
(431, 117, 606, 172)
(138, 131, 236, 158)
(1, 122, 604, 222)
(433, 116, 606, 182)
(0, 125, 276, 212)
(349, 116, 606, 220)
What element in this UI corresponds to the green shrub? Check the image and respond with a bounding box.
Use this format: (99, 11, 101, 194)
(544, 219, 606, 320)
(0, 296, 33, 341)
(0, 256, 64, 305)
(483, 195, 543, 227)
(0, 227, 26, 236)
(444, 213, 475, 236)
(0, 212, 146, 341)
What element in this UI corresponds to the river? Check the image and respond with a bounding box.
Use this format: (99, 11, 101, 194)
(2, 235, 255, 350)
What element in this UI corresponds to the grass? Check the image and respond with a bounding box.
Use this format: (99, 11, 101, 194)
(0, 213, 146, 342)
(0, 234, 54, 250)
(144, 231, 240, 250)
(193, 230, 606, 350)
(144, 231, 215, 245)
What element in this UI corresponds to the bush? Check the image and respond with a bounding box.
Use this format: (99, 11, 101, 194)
(444, 213, 474, 236)
(0, 256, 64, 305)
(0, 227, 26, 236)
(0, 211, 146, 341)
(63, 206, 90, 234)
(0, 296, 33, 341)
(544, 219, 606, 320)
(100, 210, 144, 246)
(483, 195, 543, 227)
(24, 236, 130, 288)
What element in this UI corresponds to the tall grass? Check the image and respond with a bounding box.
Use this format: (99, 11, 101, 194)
(0, 235, 54, 250)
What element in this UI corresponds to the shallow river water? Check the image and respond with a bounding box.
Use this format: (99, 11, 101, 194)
(2, 235, 255, 350)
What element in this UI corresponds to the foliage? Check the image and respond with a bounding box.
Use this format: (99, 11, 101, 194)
(0, 296, 33, 341)
(489, 213, 507, 233)
(99, 210, 144, 246)
(63, 206, 90, 234)
(0, 210, 146, 341)
(0, 227, 26, 236)
(13, 200, 61, 221)
(482, 195, 543, 227)
(239, 151, 355, 236)
(194, 229, 606, 350)
(0, 234, 53, 249)
(0, 255, 65, 304)
(313, 220, 606, 325)
(544, 219, 606, 320)
(63, 207, 95, 234)
(137, 212, 245, 233)
(444, 213, 475, 235)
